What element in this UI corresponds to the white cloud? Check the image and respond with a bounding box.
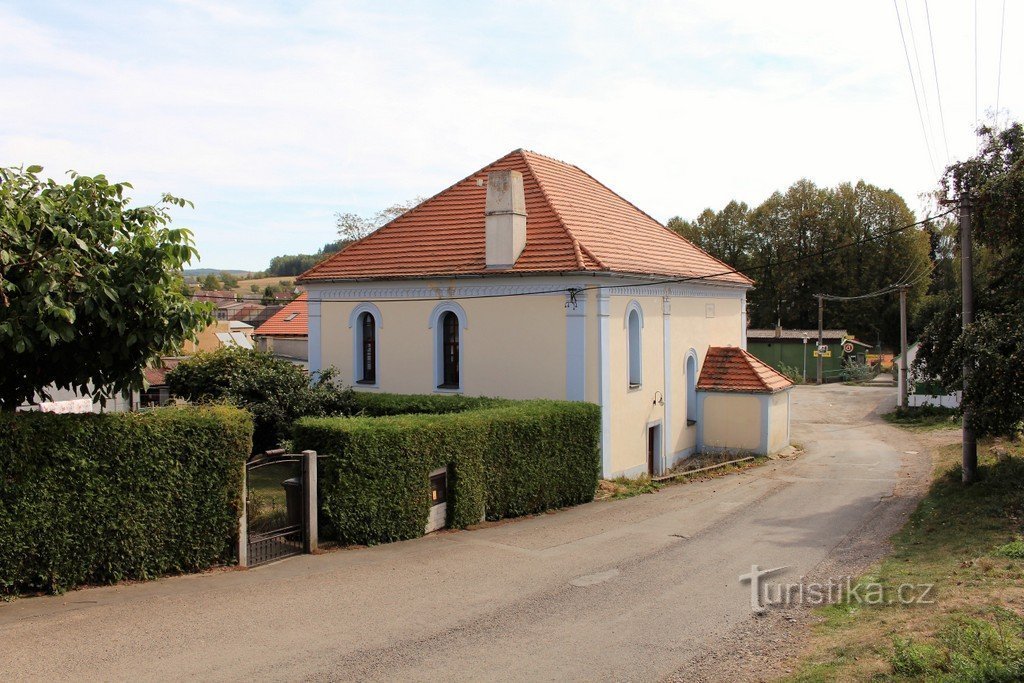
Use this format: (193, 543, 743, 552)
(1, 0, 1019, 269)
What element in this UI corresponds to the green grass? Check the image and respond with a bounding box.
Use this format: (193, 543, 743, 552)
(246, 461, 300, 532)
(786, 440, 1024, 682)
(882, 405, 962, 431)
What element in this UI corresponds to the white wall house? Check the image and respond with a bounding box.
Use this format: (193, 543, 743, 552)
(298, 149, 792, 478)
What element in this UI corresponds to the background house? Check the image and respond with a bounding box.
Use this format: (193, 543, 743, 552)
(746, 328, 870, 382)
(298, 149, 792, 478)
(254, 293, 308, 364)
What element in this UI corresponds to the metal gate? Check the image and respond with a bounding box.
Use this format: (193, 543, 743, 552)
(245, 449, 305, 566)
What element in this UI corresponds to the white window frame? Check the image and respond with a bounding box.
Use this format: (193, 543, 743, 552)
(625, 300, 644, 389)
(348, 302, 383, 387)
(685, 349, 698, 424)
(428, 301, 467, 393)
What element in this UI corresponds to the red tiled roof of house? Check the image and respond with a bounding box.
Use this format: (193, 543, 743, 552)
(253, 293, 308, 337)
(298, 150, 752, 285)
(697, 346, 793, 394)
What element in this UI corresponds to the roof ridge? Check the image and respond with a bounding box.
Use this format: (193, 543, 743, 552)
(299, 149, 526, 282)
(559, 160, 753, 285)
(519, 151, 600, 271)
(739, 347, 791, 391)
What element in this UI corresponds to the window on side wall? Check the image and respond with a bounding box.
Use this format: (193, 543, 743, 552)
(627, 307, 642, 389)
(686, 353, 697, 425)
(439, 311, 460, 390)
(356, 311, 376, 384)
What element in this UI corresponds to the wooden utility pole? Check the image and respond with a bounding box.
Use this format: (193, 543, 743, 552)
(960, 196, 977, 483)
(899, 285, 909, 408)
(816, 294, 824, 385)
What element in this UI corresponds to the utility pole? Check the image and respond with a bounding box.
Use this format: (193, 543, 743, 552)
(899, 285, 909, 408)
(960, 195, 977, 484)
(816, 294, 824, 385)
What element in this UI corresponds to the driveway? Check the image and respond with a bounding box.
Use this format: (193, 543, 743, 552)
(0, 384, 928, 682)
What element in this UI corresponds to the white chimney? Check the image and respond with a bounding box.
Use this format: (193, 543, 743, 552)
(484, 169, 527, 268)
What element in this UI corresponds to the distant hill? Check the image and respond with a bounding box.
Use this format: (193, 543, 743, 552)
(184, 268, 251, 277)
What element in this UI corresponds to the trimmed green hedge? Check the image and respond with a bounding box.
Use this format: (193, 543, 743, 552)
(294, 400, 600, 546)
(348, 391, 508, 417)
(0, 406, 252, 595)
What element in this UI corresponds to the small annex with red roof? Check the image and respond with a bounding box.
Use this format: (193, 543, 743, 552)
(695, 346, 793, 456)
(298, 149, 789, 479)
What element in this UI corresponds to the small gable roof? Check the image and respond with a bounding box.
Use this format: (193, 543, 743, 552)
(298, 149, 751, 286)
(253, 293, 308, 337)
(697, 346, 793, 394)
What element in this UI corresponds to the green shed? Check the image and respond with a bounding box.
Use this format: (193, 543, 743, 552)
(746, 329, 868, 383)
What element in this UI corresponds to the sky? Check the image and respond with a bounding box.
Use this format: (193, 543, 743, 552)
(1, 0, 1020, 271)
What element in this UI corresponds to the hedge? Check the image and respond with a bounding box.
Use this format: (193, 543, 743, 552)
(294, 400, 600, 546)
(347, 391, 508, 417)
(0, 406, 252, 595)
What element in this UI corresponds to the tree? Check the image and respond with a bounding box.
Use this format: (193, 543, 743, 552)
(669, 180, 931, 347)
(0, 166, 213, 410)
(201, 273, 221, 291)
(166, 348, 354, 452)
(219, 271, 238, 288)
(335, 197, 425, 243)
(916, 122, 1024, 436)
(260, 285, 278, 305)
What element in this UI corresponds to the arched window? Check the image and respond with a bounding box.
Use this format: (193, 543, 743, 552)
(439, 311, 460, 389)
(627, 307, 642, 388)
(357, 311, 376, 384)
(686, 352, 698, 424)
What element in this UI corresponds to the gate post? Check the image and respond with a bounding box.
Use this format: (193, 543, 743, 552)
(303, 450, 318, 553)
(237, 462, 249, 568)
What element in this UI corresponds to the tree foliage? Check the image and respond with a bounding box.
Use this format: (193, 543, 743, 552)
(166, 347, 354, 452)
(335, 196, 424, 243)
(916, 122, 1024, 436)
(668, 180, 932, 347)
(0, 166, 213, 410)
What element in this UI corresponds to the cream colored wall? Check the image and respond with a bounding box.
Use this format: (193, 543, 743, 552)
(701, 393, 762, 452)
(668, 296, 743, 460)
(768, 391, 791, 453)
(320, 294, 567, 399)
(606, 296, 666, 476)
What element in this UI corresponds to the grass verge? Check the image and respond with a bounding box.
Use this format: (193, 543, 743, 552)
(595, 455, 771, 500)
(786, 439, 1024, 682)
(882, 405, 962, 431)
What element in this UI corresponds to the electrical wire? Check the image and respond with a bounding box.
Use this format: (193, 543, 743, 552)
(190, 206, 959, 306)
(903, 0, 939, 164)
(894, 0, 939, 176)
(923, 0, 951, 164)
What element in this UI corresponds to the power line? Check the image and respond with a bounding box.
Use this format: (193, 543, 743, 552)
(190, 206, 959, 306)
(903, 0, 940, 165)
(975, 0, 979, 130)
(894, 0, 939, 176)
(820, 262, 934, 302)
(923, 0, 951, 163)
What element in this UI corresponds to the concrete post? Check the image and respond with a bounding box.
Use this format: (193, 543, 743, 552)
(237, 463, 248, 568)
(303, 450, 318, 553)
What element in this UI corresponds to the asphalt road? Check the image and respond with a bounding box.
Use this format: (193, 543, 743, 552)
(1, 384, 922, 682)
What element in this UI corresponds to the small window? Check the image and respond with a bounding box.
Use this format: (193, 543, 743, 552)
(627, 308, 642, 388)
(686, 353, 698, 424)
(439, 311, 460, 389)
(357, 311, 376, 384)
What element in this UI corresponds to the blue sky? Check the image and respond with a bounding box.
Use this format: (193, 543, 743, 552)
(2, 1, 1019, 271)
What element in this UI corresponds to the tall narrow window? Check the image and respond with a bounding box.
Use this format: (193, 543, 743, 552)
(440, 311, 460, 389)
(627, 308, 642, 388)
(686, 353, 698, 424)
(357, 312, 376, 383)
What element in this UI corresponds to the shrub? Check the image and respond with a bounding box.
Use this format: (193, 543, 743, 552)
(294, 400, 600, 546)
(840, 357, 875, 382)
(776, 363, 805, 385)
(167, 347, 354, 453)
(348, 391, 507, 417)
(0, 406, 252, 595)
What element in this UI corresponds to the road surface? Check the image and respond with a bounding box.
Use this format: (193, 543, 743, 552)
(0, 384, 926, 681)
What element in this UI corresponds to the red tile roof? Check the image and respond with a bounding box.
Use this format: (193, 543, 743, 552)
(697, 346, 793, 394)
(298, 150, 751, 285)
(253, 293, 308, 337)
